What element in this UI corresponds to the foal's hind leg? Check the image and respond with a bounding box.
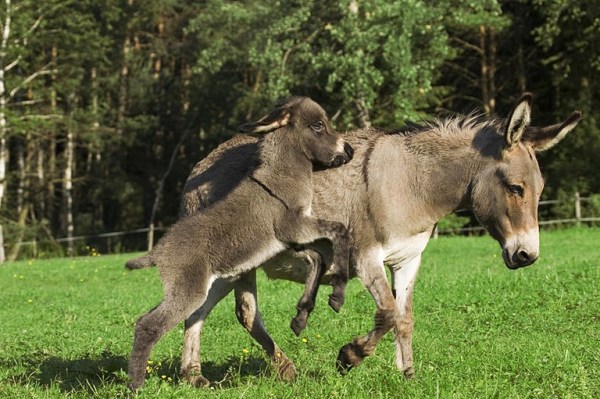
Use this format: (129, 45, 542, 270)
(181, 278, 235, 387)
(128, 275, 212, 391)
(235, 270, 297, 381)
(291, 249, 326, 336)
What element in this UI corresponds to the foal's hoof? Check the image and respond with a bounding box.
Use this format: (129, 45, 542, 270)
(290, 316, 307, 337)
(182, 368, 210, 388)
(328, 294, 344, 313)
(275, 356, 297, 382)
(128, 382, 142, 392)
(336, 343, 364, 374)
(185, 373, 210, 388)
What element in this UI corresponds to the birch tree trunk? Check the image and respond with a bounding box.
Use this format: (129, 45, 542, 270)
(0, 0, 13, 263)
(63, 120, 75, 256)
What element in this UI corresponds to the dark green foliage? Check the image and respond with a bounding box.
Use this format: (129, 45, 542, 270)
(0, 0, 598, 259)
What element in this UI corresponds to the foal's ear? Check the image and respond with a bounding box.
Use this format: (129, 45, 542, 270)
(522, 111, 582, 152)
(238, 108, 291, 134)
(504, 93, 532, 148)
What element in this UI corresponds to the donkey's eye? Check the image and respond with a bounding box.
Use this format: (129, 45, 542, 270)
(311, 121, 324, 133)
(507, 184, 524, 196)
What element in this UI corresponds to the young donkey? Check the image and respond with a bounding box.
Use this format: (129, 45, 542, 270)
(127, 97, 354, 390)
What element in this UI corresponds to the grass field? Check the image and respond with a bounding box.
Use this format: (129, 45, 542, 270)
(1, 227, 599, 398)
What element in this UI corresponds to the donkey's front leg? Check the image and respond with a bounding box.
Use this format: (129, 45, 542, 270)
(389, 255, 422, 379)
(234, 269, 297, 381)
(337, 247, 398, 372)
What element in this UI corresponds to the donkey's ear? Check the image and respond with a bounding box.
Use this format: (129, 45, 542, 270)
(504, 93, 532, 148)
(238, 108, 291, 134)
(522, 111, 582, 152)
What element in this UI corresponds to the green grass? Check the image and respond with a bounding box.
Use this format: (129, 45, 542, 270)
(1, 227, 599, 398)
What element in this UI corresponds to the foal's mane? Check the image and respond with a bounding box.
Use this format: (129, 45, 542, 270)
(391, 112, 503, 137)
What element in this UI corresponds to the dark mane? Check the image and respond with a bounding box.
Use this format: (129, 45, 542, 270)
(390, 112, 503, 137)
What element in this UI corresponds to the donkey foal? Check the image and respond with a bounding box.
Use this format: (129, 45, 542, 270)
(127, 97, 353, 390)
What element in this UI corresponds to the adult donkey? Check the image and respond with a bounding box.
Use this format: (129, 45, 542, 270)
(128, 93, 581, 382)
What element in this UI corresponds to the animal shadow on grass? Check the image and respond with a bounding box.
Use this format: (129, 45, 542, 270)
(34, 352, 129, 392)
(28, 351, 268, 392)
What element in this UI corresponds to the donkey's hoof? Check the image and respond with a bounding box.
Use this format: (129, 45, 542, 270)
(336, 343, 364, 374)
(403, 367, 415, 379)
(328, 294, 344, 313)
(290, 316, 306, 337)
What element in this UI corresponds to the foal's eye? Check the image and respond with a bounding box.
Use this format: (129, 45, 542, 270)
(507, 184, 524, 196)
(311, 121, 324, 133)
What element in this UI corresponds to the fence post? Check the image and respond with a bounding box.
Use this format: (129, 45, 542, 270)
(575, 191, 581, 226)
(147, 223, 154, 251)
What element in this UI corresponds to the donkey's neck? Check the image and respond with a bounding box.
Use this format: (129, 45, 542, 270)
(252, 132, 313, 211)
(399, 127, 499, 221)
(368, 129, 492, 235)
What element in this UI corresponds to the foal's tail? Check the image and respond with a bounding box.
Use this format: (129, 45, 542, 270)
(125, 254, 155, 270)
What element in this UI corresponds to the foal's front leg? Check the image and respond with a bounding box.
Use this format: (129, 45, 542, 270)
(290, 248, 327, 336)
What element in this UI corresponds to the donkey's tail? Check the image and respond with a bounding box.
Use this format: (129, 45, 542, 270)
(125, 254, 155, 270)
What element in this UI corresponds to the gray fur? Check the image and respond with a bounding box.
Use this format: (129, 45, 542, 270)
(128, 93, 581, 383)
(127, 97, 353, 390)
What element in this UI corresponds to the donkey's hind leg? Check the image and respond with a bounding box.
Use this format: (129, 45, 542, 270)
(291, 249, 326, 336)
(128, 274, 212, 391)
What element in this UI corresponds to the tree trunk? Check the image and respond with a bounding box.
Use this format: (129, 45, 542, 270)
(63, 120, 75, 256)
(355, 97, 372, 128)
(479, 25, 490, 115)
(517, 43, 527, 93)
(488, 27, 497, 114)
(117, 0, 134, 136)
(7, 204, 28, 261)
(479, 25, 497, 115)
(0, 0, 12, 263)
(147, 129, 190, 250)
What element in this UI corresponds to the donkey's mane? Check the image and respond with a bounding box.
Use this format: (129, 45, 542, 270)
(391, 112, 503, 137)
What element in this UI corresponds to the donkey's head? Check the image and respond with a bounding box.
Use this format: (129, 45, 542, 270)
(239, 97, 353, 168)
(471, 93, 582, 269)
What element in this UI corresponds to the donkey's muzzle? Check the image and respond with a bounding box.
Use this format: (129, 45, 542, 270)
(331, 142, 354, 168)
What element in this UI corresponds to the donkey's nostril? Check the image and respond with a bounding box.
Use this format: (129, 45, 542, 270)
(517, 251, 530, 262)
(516, 250, 537, 266)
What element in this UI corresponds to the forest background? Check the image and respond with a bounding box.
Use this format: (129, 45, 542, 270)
(0, 0, 598, 261)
